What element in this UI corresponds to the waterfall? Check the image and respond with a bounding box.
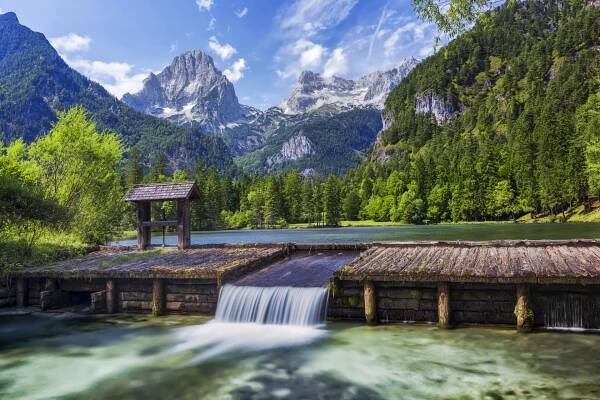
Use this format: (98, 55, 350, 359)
(215, 285, 329, 326)
(542, 294, 599, 330)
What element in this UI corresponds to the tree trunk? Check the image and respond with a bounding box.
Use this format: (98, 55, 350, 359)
(516, 284, 532, 332)
(438, 282, 450, 329)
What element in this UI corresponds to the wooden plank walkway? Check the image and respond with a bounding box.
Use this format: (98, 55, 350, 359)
(336, 240, 600, 284)
(13, 246, 286, 280)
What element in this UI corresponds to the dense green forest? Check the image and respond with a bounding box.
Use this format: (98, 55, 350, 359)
(349, 0, 600, 223)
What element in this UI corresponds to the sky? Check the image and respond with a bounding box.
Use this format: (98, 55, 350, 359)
(0, 0, 440, 109)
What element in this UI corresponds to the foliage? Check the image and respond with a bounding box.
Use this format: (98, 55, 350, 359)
(345, 0, 599, 223)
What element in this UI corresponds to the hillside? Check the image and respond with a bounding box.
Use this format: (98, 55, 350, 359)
(0, 12, 233, 172)
(344, 0, 599, 223)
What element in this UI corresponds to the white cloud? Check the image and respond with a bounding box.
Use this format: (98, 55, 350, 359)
(277, 0, 359, 36)
(368, 5, 390, 60)
(62, 54, 147, 98)
(49, 33, 91, 53)
(170, 41, 179, 52)
(234, 7, 248, 18)
(384, 21, 430, 58)
(323, 48, 347, 78)
(276, 39, 327, 80)
(207, 17, 216, 31)
(195, 0, 213, 12)
(223, 58, 247, 82)
(0, 8, 4, 13)
(208, 36, 237, 60)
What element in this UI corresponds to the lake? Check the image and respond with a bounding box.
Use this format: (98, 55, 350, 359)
(115, 223, 600, 246)
(1, 314, 599, 400)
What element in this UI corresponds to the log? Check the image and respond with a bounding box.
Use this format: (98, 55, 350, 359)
(438, 282, 450, 329)
(152, 279, 165, 316)
(16, 278, 27, 308)
(516, 284, 532, 332)
(364, 281, 378, 325)
(177, 199, 191, 249)
(91, 290, 107, 313)
(106, 279, 117, 314)
(136, 201, 151, 250)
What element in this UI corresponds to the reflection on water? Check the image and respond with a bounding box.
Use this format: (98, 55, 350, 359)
(114, 223, 600, 247)
(1, 315, 600, 400)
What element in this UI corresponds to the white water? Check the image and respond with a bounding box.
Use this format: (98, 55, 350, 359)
(170, 285, 331, 364)
(215, 284, 330, 326)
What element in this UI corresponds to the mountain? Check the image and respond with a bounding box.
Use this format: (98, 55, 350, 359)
(122, 50, 243, 131)
(0, 12, 233, 172)
(279, 58, 418, 114)
(346, 0, 599, 223)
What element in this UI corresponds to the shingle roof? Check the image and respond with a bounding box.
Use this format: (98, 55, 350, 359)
(125, 182, 199, 202)
(335, 240, 600, 284)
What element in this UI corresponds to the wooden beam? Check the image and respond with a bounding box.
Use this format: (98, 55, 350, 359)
(177, 199, 191, 249)
(16, 278, 27, 308)
(437, 282, 450, 329)
(516, 284, 532, 332)
(364, 280, 377, 325)
(106, 279, 117, 314)
(152, 279, 165, 316)
(136, 201, 151, 250)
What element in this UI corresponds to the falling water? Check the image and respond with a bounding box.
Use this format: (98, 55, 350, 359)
(542, 294, 599, 330)
(215, 284, 329, 326)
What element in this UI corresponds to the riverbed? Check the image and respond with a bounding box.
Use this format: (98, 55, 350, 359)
(115, 223, 600, 247)
(1, 314, 599, 400)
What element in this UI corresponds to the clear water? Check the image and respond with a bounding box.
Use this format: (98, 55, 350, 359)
(2, 314, 600, 400)
(215, 285, 329, 326)
(114, 223, 600, 246)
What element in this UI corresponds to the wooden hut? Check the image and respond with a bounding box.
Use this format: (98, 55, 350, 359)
(125, 182, 200, 250)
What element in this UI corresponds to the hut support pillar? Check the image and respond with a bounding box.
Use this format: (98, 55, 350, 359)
(136, 201, 151, 250)
(516, 284, 532, 332)
(106, 279, 117, 314)
(16, 278, 27, 308)
(176, 199, 191, 250)
(364, 280, 377, 325)
(437, 282, 450, 329)
(152, 279, 165, 317)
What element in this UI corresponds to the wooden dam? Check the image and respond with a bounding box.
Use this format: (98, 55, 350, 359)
(2, 240, 600, 332)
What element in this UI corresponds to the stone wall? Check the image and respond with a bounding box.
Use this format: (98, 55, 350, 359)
(165, 279, 218, 314)
(327, 280, 364, 320)
(450, 283, 516, 326)
(0, 278, 15, 307)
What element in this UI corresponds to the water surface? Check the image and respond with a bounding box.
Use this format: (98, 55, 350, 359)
(115, 223, 600, 246)
(1, 315, 599, 399)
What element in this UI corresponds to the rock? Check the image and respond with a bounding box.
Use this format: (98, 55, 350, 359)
(414, 91, 459, 125)
(266, 134, 314, 168)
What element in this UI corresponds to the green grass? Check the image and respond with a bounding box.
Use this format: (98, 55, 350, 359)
(0, 230, 89, 273)
(97, 248, 173, 267)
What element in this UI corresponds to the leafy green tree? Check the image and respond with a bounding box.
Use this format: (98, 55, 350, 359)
(323, 175, 341, 226)
(28, 106, 124, 243)
(125, 147, 144, 188)
(579, 92, 600, 199)
(342, 189, 361, 220)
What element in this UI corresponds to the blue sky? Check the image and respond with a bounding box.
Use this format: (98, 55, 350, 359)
(0, 0, 440, 109)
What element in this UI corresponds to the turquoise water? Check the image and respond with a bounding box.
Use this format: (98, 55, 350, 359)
(115, 223, 600, 246)
(1, 315, 599, 399)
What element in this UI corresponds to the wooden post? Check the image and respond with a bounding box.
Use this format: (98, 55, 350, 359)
(16, 278, 27, 308)
(136, 201, 151, 250)
(176, 199, 191, 249)
(152, 279, 165, 316)
(45, 278, 57, 291)
(437, 282, 450, 329)
(364, 280, 377, 325)
(516, 284, 532, 332)
(106, 279, 117, 314)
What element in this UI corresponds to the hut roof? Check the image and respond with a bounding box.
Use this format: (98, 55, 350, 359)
(15, 246, 286, 281)
(125, 182, 200, 202)
(335, 240, 600, 284)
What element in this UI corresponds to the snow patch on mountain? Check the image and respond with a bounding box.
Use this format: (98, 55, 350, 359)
(279, 58, 419, 114)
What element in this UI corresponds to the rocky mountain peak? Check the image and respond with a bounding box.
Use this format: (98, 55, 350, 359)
(0, 12, 19, 24)
(279, 58, 419, 114)
(122, 49, 242, 130)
